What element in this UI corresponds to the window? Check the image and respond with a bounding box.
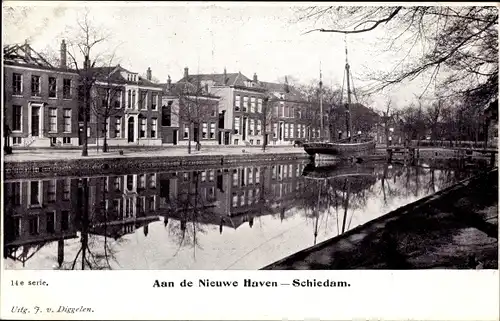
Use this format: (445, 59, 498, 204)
(48, 77, 57, 98)
(141, 91, 147, 110)
(151, 92, 158, 110)
(251, 97, 256, 113)
(139, 174, 146, 189)
(140, 117, 146, 138)
(250, 139, 253, 144)
(249, 119, 254, 135)
(232, 194, 238, 207)
(115, 117, 122, 138)
(297, 124, 301, 139)
(248, 168, 254, 184)
(46, 212, 56, 233)
(63, 79, 71, 99)
(257, 120, 262, 135)
(29, 181, 41, 206)
(31, 75, 41, 96)
(257, 139, 260, 145)
(126, 175, 134, 191)
(29, 216, 39, 235)
(162, 101, 173, 126)
(13, 137, 22, 145)
(210, 123, 215, 139)
(202, 122, 208, 139)
(257, 98, 262, 113)
(273, 123, 278, 138)
(114, 90, 122, 108)
(13, 73, 22, 95)
(298, 110, 302, 118)
(151, 118, 157, 138)
(285, 106, 289, 118)
(13, 217, 21, 238)
(284, 123, 289, 138)
(290, 123, 294, 138)
(63, 109, 71, 133)
(148, 196, 156, 211)
(132, 90, 136, 108)
(48, 108, 57, 132)
(61, 211, 70, 231)
(255, 169, 260, 183)
(232, 170, 238, 187)
(12, 105, 22, 131)
(235, 95, 241, 111)
(10, 182, 22, 206)
(279, 102, 284, 117)
(63, 178, 71, 200)
(291, 106, 295, 118)
(234, 116, 240, 134)
(47, 180, 56, 203)
(209, 170, 215, 181)
(149, 174, 157, 188)
(127, 90, 132, 108)
(183, 124, 189, 138)
(114, 177, 121, 191)
(243, 97, 248, 112)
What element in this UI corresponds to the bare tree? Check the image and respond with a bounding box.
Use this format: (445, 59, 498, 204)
(173, 79, 218, 154)
(89, 55, 122, 153)
(64, 8, 116, 157)
(296, 6, 498, 103)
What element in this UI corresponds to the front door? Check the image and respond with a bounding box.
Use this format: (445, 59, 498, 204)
(224, 132, 230, 145)
(173, 129, 178, 145)
(128, 117, 135, 143)
(31, 107, 40, 137)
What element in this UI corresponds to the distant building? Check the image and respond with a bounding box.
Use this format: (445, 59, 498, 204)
(3, 40, 80, 148)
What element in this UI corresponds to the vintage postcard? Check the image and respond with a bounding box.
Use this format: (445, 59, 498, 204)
(1, 1, 499, 320)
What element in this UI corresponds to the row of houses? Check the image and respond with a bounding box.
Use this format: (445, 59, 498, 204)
(3, 40, 325, 149)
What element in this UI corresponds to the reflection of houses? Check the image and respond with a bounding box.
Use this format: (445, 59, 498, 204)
(3, 40, 80, 148)
(85, 65, 163, 147)
(3, 179, 79, 266)
(86, 173, 160, 239)
(160, 68, 220, 146)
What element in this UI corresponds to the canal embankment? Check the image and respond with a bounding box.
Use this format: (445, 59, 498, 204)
(4, 146, 497, 180)
(4, 147, 310, 180)
(262, 168, 498, 270)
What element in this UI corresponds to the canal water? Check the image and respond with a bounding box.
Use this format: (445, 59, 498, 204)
(3, 160, 485, 270)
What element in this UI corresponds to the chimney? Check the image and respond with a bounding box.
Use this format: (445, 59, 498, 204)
(284, 76, 290, 93)
(184, 67, 189, 79)
(24, 39, 31, 60)
(223, 67, 227, 85)
(253, 73, 258, 82)
(166, 75, 172, 91)
(146, 67, 152, 81)
(60, 39, 67, 68)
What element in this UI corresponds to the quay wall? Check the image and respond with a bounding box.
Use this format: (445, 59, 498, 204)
(4, 152, 311, 180)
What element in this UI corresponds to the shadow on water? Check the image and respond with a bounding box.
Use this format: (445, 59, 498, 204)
(3, 158, 494, 270)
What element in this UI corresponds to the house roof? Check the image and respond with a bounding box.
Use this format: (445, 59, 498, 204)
(259, 81, 306, 102)
(177, 72, 252, 87)
(90, 64, 162, 88)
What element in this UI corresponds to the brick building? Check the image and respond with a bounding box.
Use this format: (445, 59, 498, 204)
(3, 40, 80, 148)
(84, 65, 163, 148)
(161, 68, 220, 146)
(260, 79, 322, 145)
(177, 69, 267, 146)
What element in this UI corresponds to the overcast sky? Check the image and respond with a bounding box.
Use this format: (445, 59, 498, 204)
(3, 2, 450, 111)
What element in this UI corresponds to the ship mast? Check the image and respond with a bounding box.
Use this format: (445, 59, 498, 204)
(344, 35, 353, 142)
(319, 62, 324, 140)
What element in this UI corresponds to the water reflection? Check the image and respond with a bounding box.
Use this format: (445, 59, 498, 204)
(3, 160, 486, 270)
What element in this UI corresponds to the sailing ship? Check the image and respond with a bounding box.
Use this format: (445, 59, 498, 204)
(303, 38, 376, 163)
